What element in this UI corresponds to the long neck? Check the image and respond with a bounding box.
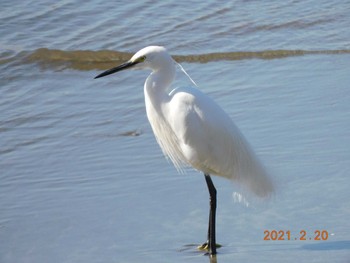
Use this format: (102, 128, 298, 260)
(144, 61, 176, 110)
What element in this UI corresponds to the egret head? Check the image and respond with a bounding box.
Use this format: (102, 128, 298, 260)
(94, 46, 173, 79)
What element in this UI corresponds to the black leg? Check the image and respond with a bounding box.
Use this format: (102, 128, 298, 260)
(204, 173, 217, 255)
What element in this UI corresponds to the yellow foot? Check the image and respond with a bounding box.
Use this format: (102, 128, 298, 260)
(197, 242, 222, 251)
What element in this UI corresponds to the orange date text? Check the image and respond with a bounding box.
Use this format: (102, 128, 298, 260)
(263, 230, 329, 241)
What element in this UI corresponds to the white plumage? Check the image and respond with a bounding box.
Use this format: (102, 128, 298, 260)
(137, 46, 274, 197)
(95, 45, 274, 255)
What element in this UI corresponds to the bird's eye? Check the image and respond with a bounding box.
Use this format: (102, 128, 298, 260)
(137, 56, 146, 63)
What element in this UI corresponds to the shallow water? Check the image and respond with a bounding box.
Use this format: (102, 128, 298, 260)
(1, 1, 350, 262)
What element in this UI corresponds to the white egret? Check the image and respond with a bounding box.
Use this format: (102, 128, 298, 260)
(95, 46, 274, 256)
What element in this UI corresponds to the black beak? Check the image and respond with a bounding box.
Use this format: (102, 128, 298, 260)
(94, 60, 138, 79)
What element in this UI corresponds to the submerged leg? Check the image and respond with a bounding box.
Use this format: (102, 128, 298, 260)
(200, 173, 217, 255)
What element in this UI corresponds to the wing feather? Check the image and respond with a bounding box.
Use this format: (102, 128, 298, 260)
(166, 87, 274, 197)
